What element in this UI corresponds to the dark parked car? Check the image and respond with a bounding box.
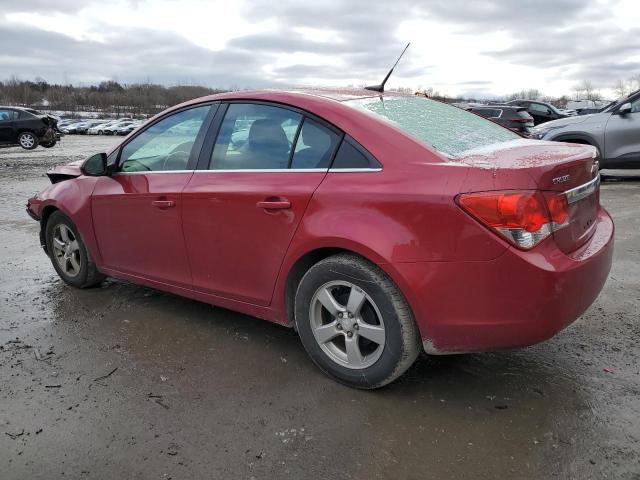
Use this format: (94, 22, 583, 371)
(0, 107, 60, 149)
(505, 100, 568, 125)
(467, 106, 534, 135)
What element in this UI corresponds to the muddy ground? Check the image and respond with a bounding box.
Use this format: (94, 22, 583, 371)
(1, 136, 639, 480)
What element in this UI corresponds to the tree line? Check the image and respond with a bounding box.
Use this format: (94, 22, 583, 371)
(0, 77, 227, 117)
(505, 76, 640, 107)
(2, 75, 638, 115)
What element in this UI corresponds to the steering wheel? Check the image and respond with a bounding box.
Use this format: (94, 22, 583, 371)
(122, 159, 152, 172)
(160, 150, 189, 171)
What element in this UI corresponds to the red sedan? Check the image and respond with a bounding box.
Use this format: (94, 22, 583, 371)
(26, 89, 614, 388)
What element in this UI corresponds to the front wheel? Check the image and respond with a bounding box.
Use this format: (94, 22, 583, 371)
(295, 253, 421, 389)
(18, 131, 38, 150)
(45, 211, 105, 288)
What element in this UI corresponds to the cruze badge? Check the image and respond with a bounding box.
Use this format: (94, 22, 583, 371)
(552, 174, 571, 185)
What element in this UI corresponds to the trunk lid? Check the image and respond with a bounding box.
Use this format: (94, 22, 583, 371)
(459, 139, 600, 253)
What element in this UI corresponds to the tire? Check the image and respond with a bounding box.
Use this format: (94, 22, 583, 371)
(41, 140, 56, 148)
(45, 211, 105, 288)
(295, 253, 421, 389)
(18, 131, 38, 150)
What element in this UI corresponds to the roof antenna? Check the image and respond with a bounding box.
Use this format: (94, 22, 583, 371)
(365, 42, 411, 93)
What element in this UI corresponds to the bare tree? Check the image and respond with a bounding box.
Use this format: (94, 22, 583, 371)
(613, 79, 628, 98)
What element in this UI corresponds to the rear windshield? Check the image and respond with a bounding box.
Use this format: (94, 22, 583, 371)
(345, 96, 518, 157)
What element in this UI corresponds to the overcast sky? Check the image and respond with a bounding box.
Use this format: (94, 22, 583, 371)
(1, 0, 638, 98)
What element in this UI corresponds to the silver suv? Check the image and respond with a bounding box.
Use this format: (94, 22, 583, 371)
(531, 90, 640, 169)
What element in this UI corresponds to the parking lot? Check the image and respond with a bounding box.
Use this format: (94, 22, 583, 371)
(1, 136, 639, 479)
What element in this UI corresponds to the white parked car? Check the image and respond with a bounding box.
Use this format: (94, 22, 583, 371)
(88, 118, 133, 135)
(103, 120, 136, 135)
(115, 121, 143, 135)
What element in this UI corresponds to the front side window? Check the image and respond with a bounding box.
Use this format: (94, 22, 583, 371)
(210, 103, 302, 170)
(119, 105, 210, 172)
(631, 98, 640, 113)
(345, 96, 518, 158)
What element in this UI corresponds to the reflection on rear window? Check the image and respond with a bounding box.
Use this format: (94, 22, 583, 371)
(345, 96, 518, 157)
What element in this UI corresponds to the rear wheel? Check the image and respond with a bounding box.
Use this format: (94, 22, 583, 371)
(45, 211, 105, 288)
(18, 131, 38, 150)
(295, 253, 421, 389)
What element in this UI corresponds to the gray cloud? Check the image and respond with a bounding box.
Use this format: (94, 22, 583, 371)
(0, 0, 637, 93)
(0, 0, 85, 13)
(0, 21, 275, 88)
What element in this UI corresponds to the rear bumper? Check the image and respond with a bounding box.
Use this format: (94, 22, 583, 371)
(393, 208, 614, 354)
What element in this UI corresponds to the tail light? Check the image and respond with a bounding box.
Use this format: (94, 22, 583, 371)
(512, 118, 531, 123)
(457, 190, 569, 249)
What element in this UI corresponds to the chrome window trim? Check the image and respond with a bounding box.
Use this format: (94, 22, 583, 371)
(112, 167, 383, 174)
(328, 168, 383, 173)
(194, 168, 328, 173)
(113, 170, 194, 176)
(564, 174, 600, 204)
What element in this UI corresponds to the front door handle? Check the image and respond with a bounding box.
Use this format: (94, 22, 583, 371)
(256, 198, 291, 210)
(152, 200, 175, 209)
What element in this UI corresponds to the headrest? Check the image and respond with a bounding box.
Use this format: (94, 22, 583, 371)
(248, 119, 289, 150)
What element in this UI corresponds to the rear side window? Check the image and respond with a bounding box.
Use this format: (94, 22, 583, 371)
(0, 110, 13, 121)
(472, 108, 499, 118)
(290, 118, 341, 169)
(345, 96, 518, 158)
(331, 137, 381, 169)
(210, 103, 302, 170)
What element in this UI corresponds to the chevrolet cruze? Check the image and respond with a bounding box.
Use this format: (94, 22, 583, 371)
(26, 89, 614, 388)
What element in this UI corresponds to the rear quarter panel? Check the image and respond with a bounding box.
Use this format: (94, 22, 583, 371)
(270, 162, 510, 323)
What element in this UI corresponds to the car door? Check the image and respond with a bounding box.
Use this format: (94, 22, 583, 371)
(91, 103, 215, 287)
(182, 102, 342, 306)
(604, 96, 640, 165)
(0, 109, 16, 143)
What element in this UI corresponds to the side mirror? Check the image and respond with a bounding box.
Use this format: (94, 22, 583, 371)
(617, 102, 632, 115)
(81, 153, 108, 176)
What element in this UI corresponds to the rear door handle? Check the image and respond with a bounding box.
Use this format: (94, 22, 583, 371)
(152, 200, 175, 209)
(256, 199, 291, 210)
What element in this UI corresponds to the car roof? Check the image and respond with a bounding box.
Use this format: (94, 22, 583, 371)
(173, 88, 407, 110)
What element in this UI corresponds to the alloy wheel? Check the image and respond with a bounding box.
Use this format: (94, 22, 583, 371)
(52, 224, 82, 277)
(309, 281, 386, 369)
(19, 133, 35, 148)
